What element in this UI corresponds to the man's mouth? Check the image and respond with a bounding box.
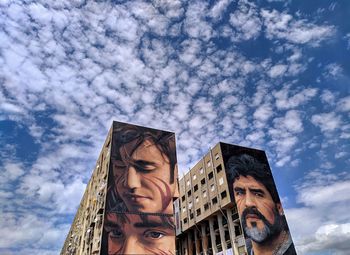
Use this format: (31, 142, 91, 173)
(246, 213, 261, 220)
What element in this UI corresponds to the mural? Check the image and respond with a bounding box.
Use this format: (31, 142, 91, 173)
(102, 122, 178, 255)
(221, 143, 297, 255)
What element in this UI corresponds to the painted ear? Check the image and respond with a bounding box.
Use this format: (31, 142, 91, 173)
(277, 203, 284, 215)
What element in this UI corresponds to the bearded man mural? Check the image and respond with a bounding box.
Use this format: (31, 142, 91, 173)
(102, 122, 178, 255)
(227, 154, 297, 255)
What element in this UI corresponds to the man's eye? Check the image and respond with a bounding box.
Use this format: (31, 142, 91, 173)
(254, 192, 264, 198)
(235, 190, 244, 196)
(110, 229, 124, 239)
(144, 230, 165, 239)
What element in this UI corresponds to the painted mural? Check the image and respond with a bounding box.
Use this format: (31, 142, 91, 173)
(102, 122, 178, 255)
(221, 143, 297, 255)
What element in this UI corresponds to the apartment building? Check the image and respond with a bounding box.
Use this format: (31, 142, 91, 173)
(174, 142, 247, 255)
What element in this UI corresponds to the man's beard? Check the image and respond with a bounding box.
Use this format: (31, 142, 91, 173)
(241, 206, 283, 244)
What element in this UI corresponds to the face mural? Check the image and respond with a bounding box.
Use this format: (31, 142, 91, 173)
(102, 122, 178, 255)
(222, 144, 297, 255)
(104, 213, 175, 255)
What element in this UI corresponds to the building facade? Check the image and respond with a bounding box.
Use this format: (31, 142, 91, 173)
(174, 142, 296, 255)
(175, 142, 246, 255)
(61, 121, 178, 255)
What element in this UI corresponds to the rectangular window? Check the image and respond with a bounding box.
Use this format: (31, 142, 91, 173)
(215, 153, 219, 160)
(204, 203, 209, 211)
(190, 213, 194, 219)
(182, 196, 185, 202)
(216, 164, 222, 173)
(203, 190, 207, 198)
(219, 177, 224, 186)
(195, 196, 199, 203)
(221, 190, 227, 199)
(187, 180, 190, 186)
(193, 174, 197, 180)
(208, 172, 213, 180)
(188, 190, 191, 197)
(182, 206, 186, 212)
(211, 184, 215, 191)
(201, 178, 206, 185)
(184, 218, 188, 224)
(212, 197, 218, 205)
(189, 201, 192, 209)
(194, 184, 198, 192)
(196, 208, 201, 216)
(207, 160, 211, 167)
(199, 168, 204, 174)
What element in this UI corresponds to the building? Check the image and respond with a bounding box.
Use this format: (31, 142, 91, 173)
(61, 121, 178, 255)
(175, 142, 246, 255)
(174, 142, 296, 255)
(61, 127, 112, 255)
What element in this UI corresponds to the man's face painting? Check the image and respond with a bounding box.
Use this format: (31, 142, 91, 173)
(233, 175, 283, 243)
(104, 213, 175, 255)
(113, 139, 176, 213)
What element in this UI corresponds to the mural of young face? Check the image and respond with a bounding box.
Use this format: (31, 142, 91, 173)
(233, 175, 283, 243)
(104, 213, 175, 255)
(113, 139, 177, 214)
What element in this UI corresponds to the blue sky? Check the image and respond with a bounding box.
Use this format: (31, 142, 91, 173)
(0, 0, 349, 254)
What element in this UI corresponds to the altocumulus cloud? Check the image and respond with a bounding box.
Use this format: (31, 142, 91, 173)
(0, 0, 349, 254)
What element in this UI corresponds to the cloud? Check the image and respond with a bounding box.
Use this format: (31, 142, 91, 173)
(288, 170, 350, 254)
(311, 112, 342, 133)
(261, 9, 335, 46)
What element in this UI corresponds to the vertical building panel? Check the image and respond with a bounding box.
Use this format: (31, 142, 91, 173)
(221, 143, 297, 255)
(101, 121, 178, 255)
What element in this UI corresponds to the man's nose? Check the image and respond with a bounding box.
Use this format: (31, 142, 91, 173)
(122, 237, 143, 254)
(125, 166, 141, 189)
(244, 192, 256, 208)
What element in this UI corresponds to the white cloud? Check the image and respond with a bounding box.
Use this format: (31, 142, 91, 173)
(261, 9, 335, 46)
(311, 112, 342, 133)
(229, 0, 262, 41)
(268, 64, 287, 78)
(274, 85, 318, 109)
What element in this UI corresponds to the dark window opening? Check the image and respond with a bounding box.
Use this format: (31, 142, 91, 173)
(196, 208, 201, 216)
(221, 190, 227, 199)
(188, 190, 191, 197)
(201, 178, 206, 185)
(216, 164, 222, 173)
(182, 196, 185, 202)
(208, 172, 214, 180)
(212, 197, 218, 205)
(194, 184, 198, 192)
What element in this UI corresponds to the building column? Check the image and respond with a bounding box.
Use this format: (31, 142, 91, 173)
(218, 213, 227, 254)
(182, 236, 188, 255)
(188, 230, 194, 255)
(201, 224, 208, 255)
(194, 228, 201, 255)
(209, 217, 218, 254)
(226, 208, 239, 255)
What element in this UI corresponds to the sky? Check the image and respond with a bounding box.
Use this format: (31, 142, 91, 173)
(0, 0, 349, 254)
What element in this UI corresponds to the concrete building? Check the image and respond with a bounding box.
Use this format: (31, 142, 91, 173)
(61, 127, 112, 255)
(175, 142, 248, 255)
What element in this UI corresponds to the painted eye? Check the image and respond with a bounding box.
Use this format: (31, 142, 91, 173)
(110, 229, 124, 239)
(144, 231, 165, 239)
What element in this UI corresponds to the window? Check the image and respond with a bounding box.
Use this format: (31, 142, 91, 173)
(212, 197, 218, 205)
(211, 184, 215, 191)
(195, 196, 199, 203)
(215, 153, 220, 160)
(203, 190, 207, 198)
(193, 174, 197, 181)
(187, 180, 190, 186)
(204, 203, 209, 211)
(182, 196, 185, 202)
(199, 168, 204, 174)
(207, 161, 211, 167)
(196, 208, 201, 216)
(219, 177, 224, 186)
(208, 172, 213, 180)
(216, 164, 222, 173)
(182, 206, 186, 212)
(221, 190, 227, 199)
(201, 178, 206, 185)
(190, 213, 194, 219)
(194, 184, 198, 192)
(184, 218, 188, 224)
(189, 201, 192, 209)
(188, 190, 191, 197)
